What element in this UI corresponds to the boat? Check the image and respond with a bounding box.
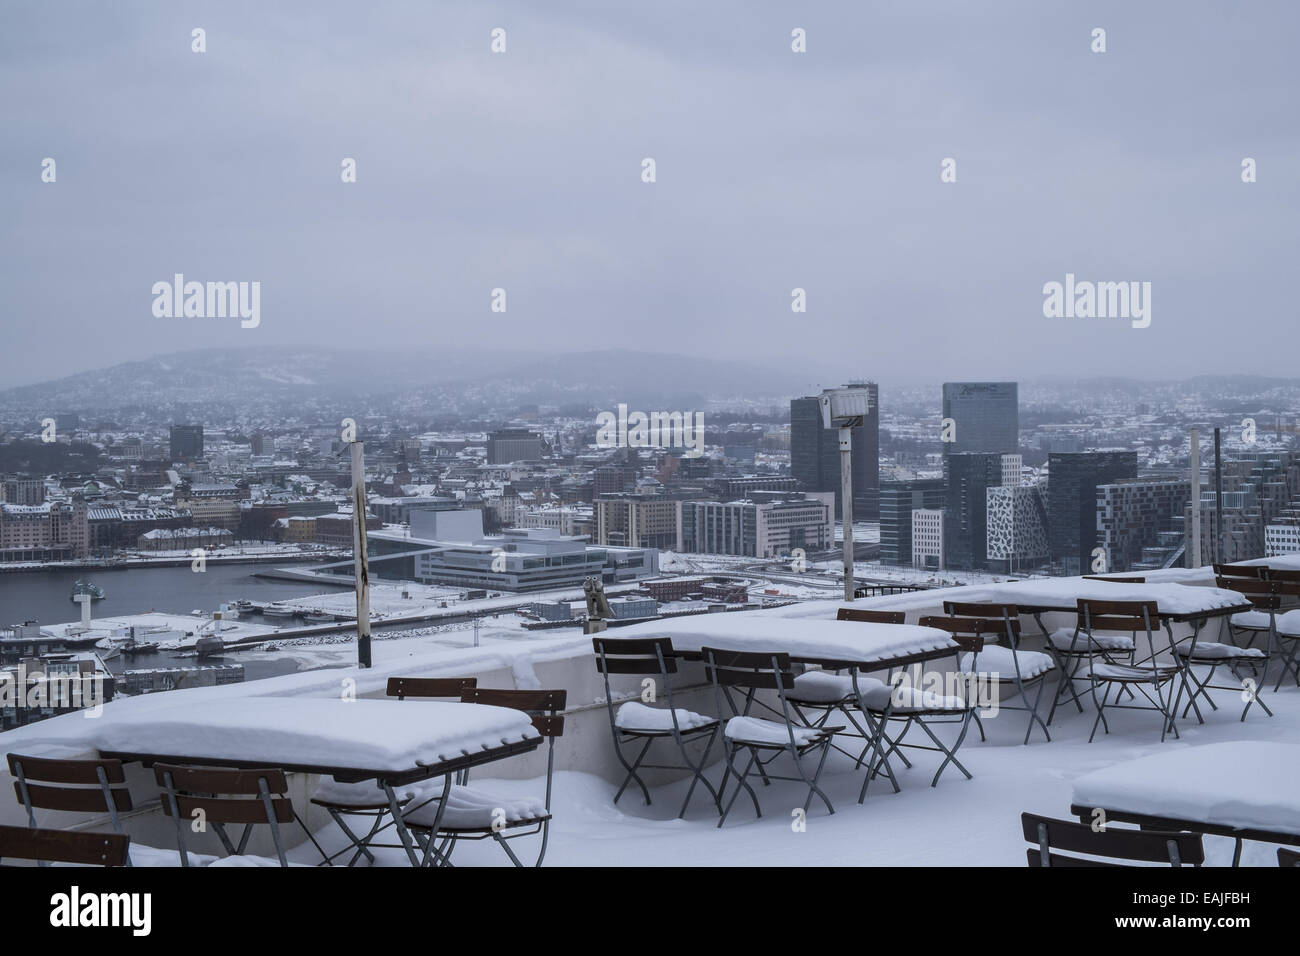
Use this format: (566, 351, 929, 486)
(122, 639, 159, 655)
(302, 610, 334, 623)
(233, 600, 256, 612)
(69, 580, 106, 602)
(261, 605, 296, 619)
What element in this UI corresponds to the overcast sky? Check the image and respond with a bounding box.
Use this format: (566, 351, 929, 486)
(2, 1, 1297, 388)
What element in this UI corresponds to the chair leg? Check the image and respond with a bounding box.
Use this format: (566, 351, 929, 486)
(675, 726, 723, 818)
(794, 740, 835, 816)
(717, 745, 760, 828)
(612, 737, 654, 806)
(920, 712, 974, 787)
(1088, 681, 1111, 743)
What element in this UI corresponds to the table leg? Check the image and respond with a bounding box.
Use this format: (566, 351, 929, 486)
(1166, 619, 1205, 727)
(385, 782, 423, 868)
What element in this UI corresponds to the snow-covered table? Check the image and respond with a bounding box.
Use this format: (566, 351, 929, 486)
(613, 614, 960, 669)
(1070, 742, 1300, 865)
(94, 697, 542, 867)
(986, 578, 1251, 622)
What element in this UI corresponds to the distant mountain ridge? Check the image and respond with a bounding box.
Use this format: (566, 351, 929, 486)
(0, 346, 809, 414)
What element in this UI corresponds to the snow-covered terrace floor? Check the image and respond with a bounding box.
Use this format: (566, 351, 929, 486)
(309, 682, 1300, 868)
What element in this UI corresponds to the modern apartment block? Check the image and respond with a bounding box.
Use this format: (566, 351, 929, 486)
(1096, 477, 1190, 573)
(941, 382, 1018, 456)
(790, 383, 879, 519)
(911, 508, 944, 570)
(680, 492, 834, 558)
(1184, 451, 1300, 565)
(1266, 520, 1300, 557)
(1047, 451, 1138, 575)
(879, 479, 945, 566)
(594, 494, 682, 550)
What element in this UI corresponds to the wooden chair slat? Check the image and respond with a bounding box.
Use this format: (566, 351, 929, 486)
(0, 824, 128, 867)
(386, 676, 478, 700)
(6, 753, 126, 785)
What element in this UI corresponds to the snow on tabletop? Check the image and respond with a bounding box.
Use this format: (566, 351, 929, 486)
(1071, 742, 1300, 836)
(612, 613, 957, 664)
(772, 577, 1248, 620)
(34, 697, 541, 774)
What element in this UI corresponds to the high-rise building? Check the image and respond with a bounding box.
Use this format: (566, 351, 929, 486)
(789, 383, 879, 519)
(169, 424, 204, 463)
(942, 382, 1018, 456)
(944, 452, 1004, 570)
(879, 479, 945, 566)
(486, 428, 542, 464)
(1096, 477, 1190, 573)
(1048, 451, 1138, 575)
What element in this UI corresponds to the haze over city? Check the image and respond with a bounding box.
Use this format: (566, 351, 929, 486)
(3, 0, 1298, 386)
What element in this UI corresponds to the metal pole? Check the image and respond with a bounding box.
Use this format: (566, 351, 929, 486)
(351, 441, 372, 668)
(1188, 429, 1201, 568)
(1214, 427, 1224, 565)
(840, 426, 855, 603)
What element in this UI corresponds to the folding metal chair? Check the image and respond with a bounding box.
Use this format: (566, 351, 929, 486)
(155, 764, 306, 867)
(944, 602, 1055, 744)
(1080, 600, 1183, 743)
(310, 676, 478, 866)
(785, 609, 905, 770)
(1046, 584, 1141, 726)
(702, 646, 841, 828)
(850, 615, 984, 801)
(402, 688, 566, 867)
(0, 824, 128, 867)
(1021, 812, 1203, 867)
(7, 752, 205, 867)
(591, 636, 721, 818)
(1213, 564, 1274, 650)
(1165, 576, 1275, 722)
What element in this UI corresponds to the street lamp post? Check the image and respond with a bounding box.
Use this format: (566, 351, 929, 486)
(819, 388, 873, 604)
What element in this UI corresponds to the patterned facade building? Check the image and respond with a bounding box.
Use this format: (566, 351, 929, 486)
(985, 484, 1050, 573)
